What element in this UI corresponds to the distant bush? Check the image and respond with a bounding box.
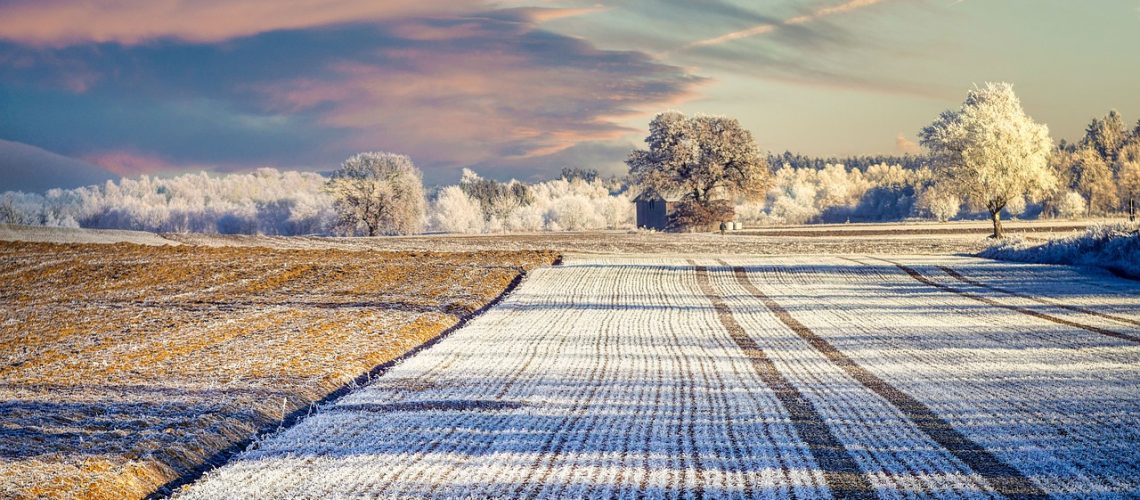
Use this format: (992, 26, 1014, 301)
(0, 169, 335, 235)
(916, 186, 961, 222)
(427, 173, 633, 233)
(429, 186, 484, 234)
(739, 163, 931, 225)
(1053, 191, 1088, 219)
(980, 223, 1140, 278)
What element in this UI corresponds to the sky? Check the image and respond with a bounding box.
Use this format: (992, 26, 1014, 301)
(1, 0, 1138, 189)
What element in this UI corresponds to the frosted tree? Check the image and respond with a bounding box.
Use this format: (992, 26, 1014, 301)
(1083, 110, 1127, 162)
(458, 168, 533, 222)
(919, 82, 1055, 238)
(429, 186, 485, 234)
(1, 169, 335, 234)
(1054, 191, 1087, 219)
(916, 186, 961, 222)
(1116, 141, 1140, 220)
(327, 152, 425, 236)
(1071, 147, 1118, 215)
(627, 111, 768, 206)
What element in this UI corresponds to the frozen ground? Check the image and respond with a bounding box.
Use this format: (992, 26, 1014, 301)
(0, 242, 555, 499)
(166, 219, 1111, 255)
(0, 224, 179, 246)
(180, 254, 1140, 498)
(0, 219, 1108, 255)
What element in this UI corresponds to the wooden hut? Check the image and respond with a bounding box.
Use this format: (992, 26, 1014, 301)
(633, 189, 674, 230)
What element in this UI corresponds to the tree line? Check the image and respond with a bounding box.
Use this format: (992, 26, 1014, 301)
(627, 83, 1138, 237)
(2, 82, 1135, 237)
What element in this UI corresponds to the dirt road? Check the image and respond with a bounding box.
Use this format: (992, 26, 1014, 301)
(179, 255, 1140, 498)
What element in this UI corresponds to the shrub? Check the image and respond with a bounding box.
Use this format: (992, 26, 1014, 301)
(669, 200, 734, 232)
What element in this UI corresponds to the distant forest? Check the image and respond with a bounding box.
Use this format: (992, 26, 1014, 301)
(766, 152, 928, 171)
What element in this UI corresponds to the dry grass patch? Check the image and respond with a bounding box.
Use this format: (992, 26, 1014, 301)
(0, 241, 557, 499)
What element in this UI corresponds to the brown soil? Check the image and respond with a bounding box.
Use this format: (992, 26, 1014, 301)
(0, 241, 557, 499)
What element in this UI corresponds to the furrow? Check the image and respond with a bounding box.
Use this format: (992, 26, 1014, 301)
(690, 261, 877, 499)
(876, 257, 1139, 344)
(727, 261, 1048, 499)
(936, 265, 1140, 328)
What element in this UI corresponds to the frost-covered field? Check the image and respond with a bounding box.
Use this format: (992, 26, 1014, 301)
(163, 219, 1107, 255)
(1, 219, 1106, 256)
(0, 223, 181, 246)
(0, 242, 556, 499)
(181, 254, 1140, 498)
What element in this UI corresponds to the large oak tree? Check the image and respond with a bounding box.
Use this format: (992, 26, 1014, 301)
(627, 111, 768, 206)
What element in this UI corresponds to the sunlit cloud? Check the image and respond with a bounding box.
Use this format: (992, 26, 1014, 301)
(0, 10, 702, 182)
(257, 18, 703, 170)
(683, 0, 889, 49)
(895, 133, 922, 154)
(83, 150, 182, 176)
(0, 0, 477, 46)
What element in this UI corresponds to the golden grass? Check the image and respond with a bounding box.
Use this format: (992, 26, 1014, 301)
(0, 241, 557, 499)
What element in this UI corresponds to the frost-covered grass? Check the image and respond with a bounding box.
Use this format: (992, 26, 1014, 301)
(980, 223, 1140, 278)
(0, 242, 556, 499)
(179, 255, 1140, 498)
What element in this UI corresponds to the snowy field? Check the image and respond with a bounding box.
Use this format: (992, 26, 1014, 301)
(0, 219, 1109, 256)
(0, 223, 180, 246)
(163, 222, 1096, 256)
(179, 254, 1140, 498)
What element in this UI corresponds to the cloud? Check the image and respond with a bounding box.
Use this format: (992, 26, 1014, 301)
(895, 133, 922, 154)
(82, 150, 183, 177)
(655, 0, 947, 100)
(0, 1, 479, 46)
(248, 18, 702, 174)
(0, 11, 701, 182)
(683, 0, 889, 49)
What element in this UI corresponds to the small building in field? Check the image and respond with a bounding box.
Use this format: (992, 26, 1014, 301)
(633, 189, 676, 231)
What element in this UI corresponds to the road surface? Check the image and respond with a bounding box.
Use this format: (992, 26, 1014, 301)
(180, 255, 1140, 498)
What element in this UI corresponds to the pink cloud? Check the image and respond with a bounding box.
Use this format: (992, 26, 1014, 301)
(0, 0, 480, 46)
(83, 150, 180, 176)
(895, 133, 922, 155)
(254, 23, 702, 168)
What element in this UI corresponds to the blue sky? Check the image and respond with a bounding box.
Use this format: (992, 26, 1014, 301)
(1, 0, 1137, 188)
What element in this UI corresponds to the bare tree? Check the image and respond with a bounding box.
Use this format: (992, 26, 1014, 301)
(919, 82, 1055, 238)
(327, 152, 425, 236)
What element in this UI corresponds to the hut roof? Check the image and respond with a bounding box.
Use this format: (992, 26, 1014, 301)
(633, 188, 682, 203)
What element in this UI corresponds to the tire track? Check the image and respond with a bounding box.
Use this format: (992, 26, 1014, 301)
(937, 265, 1140, 328)
(691, 262, 877, 499)
(800, 257, 1140, 492)
(687, 266, 753, 496)
(869, 257, 1140, 344)
(727, 262, 1049, 499)
(179, 256, 1140, 498)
